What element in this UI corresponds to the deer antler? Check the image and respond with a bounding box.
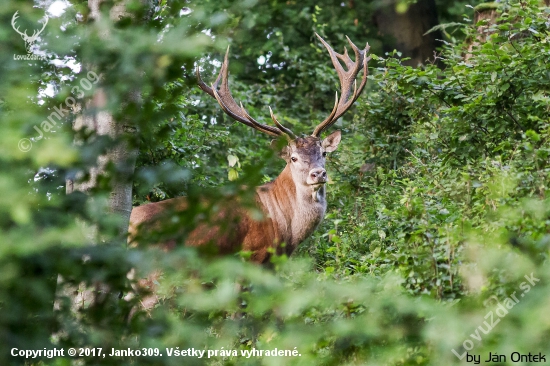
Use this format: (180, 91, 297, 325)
(311, 33, 370, 137)
(196, 47, 296, 140)
(28, 15, 48, 43)
(11, 10, 48, 52)
(11, 11, 28, 39)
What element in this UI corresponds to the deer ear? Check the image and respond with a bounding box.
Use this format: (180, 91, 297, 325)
(321, 130, 341, 152)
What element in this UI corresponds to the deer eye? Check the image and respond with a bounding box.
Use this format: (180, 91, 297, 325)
(322, 152, 327, 157)
(291, 157, 298, 162)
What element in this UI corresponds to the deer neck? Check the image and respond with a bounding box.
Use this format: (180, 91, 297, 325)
(256, 165, 327, 250)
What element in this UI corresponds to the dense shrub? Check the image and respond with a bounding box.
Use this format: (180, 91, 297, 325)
(1, 0, 549, 365)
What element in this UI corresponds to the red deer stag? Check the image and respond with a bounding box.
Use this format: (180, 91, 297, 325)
(129, 34, 370, 264)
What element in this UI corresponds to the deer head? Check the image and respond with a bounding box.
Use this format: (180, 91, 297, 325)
(196, 34, 370, 195)
(11, 11, 48, 53)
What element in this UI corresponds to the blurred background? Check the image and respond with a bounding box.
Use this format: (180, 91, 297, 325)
(1, 0, 550, 365)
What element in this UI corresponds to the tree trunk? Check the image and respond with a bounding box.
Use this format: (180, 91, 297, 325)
(465, 1, 548, 60)
(66, 0, 138, 237)
(60, 0, 141, 312)
(373, 0, 443, 67)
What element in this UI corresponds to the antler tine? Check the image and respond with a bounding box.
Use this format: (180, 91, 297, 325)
(345, 36, 370, 106)
(40, 17, 48, 32)
(197, 46, 295, 139)
(269, 107, 296, 141)
(312, 92, 339, 137)
(11, 11, 28, 38)
(196, 47, 302, 139)
(209, 82, 279, 137)
(315, 33, 346, 78)
(33, 16, 48, 39)
(339, 46, 354, 70)
(240, 102, 282, 137)
(312, 33, 370, 137)
(196, 46, 231, 99)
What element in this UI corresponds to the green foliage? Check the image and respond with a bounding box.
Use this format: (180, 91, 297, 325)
(1, 0, 550, 365)
(310, 0, 550, 301)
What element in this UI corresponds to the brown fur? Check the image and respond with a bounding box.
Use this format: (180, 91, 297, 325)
(129, 133, 342, 260)
(127, 132, 341, 309)
(129, 164, 322, 263)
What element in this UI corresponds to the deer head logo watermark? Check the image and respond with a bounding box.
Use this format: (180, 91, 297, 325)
(11, 11, 48, 54)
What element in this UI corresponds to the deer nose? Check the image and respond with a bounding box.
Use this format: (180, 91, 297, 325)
(308, 168, 327, 184)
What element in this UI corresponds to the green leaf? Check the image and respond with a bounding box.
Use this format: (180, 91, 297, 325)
(228, 168, 239, 181)
(227, 154, 239, 167)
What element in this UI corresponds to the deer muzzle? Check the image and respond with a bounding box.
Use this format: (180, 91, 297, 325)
(307, 167, 327, 185)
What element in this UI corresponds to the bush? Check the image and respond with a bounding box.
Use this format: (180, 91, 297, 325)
(1, 0, 549, 365)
